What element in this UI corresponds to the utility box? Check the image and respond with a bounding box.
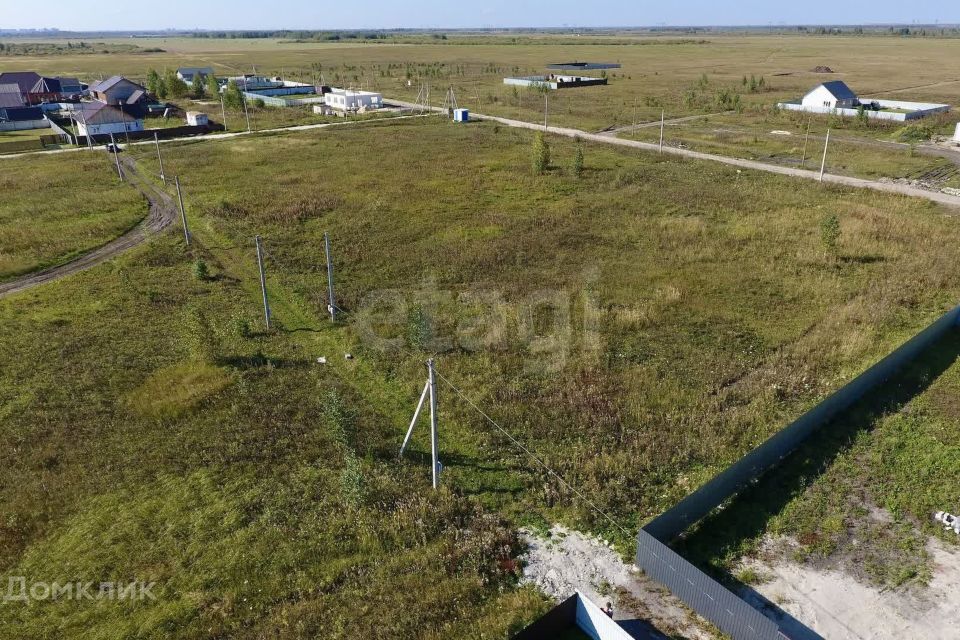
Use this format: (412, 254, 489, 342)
(453, 108, 469, 123)
(186, 111, 208, 126)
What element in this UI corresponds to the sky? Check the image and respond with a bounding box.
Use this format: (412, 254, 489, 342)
(3, 0, 959, 31)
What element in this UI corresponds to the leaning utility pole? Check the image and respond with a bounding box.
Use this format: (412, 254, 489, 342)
(659, 109, 665, 153)
(110, 133, 123, 181)
(154, 132, 166, 185)
(323, 232, 337, 322)
(399, 359, 441, 489)
(174, 176, 191, 245)
(242, 92, 251, 132)
(800, 120, 811, 168)
(819, 128, 831, 183)
(255, 235, 271, 329)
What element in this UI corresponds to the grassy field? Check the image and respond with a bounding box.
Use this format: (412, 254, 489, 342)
(4, 115, 960, 635)
(0, 152, 146, 281)
(5, 30, 960, 632)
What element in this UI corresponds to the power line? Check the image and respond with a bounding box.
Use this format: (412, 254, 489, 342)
(434, 369, 633, 538)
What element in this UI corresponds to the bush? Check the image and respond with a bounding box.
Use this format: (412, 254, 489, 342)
(820, 213, 841, 252)
(192, 258, 209, 280)
(531, 131, 550, 174)
(571, 142, 584, 179)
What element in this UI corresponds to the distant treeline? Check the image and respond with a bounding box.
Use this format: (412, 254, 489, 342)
(0, 41, 152, 56)
(192, 30, 440, 41)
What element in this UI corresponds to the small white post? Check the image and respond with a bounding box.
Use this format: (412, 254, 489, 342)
(255, 235, 271, 329)
(659, 109, 665, 153)
(154, 131, 166, 185)
(819, 128, 831, 182)
(174, 176, 190, 245)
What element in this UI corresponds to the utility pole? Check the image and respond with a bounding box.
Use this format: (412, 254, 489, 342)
(800, 120, 811, 168)
(174, 176, 191, 245)
(154, 132, 166, 185)
(323, 232, 337, 322)
(242, 91, 251, 132)
(544, 92, 548, 130)
(110, 133, 123, 181)
(819, 128, 831, 182)
(659, 109, 665, 153)
(399, 359, 441, 489)
(428, 358, 439, 489)
(220, 94, 227, 131)
(255, 235, 271, 329)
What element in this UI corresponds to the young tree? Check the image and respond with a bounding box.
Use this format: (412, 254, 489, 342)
(571, 141, 584, 178)
(222, 80, 244, 109)
(206, 73, 219, 99)
(532, 131, 550, 175)
(820, 213, 841, 253)
(164, 69, 189, 99)
(156, 76, 168, 100)
(146, 68, 160, 96)
(192, 74, 205, 99)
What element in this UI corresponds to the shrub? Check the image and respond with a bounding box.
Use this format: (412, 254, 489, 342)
(571, 142, 584, 179)
(820, 213, 841, 252)
(192, 258, 209, 280)
(532, 131, 550, 174)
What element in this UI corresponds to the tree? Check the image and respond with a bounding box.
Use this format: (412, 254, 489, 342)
(222, 80, 244, 109)
(164, 69, 189, 99)
(206, 73, 219, 99)
(156, 77, 168, 100)
(532, 131, 550, 175)
(571, 141, 584, 179)
(820, 213, 841, 253)
(191, 74, 205, 99)
(146, 68, 160, 96)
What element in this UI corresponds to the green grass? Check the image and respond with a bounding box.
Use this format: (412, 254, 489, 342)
(0, 152, 147, 281)
(5, 117, 960, 635)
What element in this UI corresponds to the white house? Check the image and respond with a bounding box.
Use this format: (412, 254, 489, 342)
(323, 88, 382, 112)
(74, 103, 143, 137)
(801, 81, 858, 110)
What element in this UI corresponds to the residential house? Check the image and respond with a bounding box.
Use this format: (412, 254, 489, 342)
(801, 81, 859, 110)
(177, 67, 214, 83)
(89, 76, 149, 117)
(73, 102, 143, 138)
(0, 71, 41, 102)
(0, 106, 47, 131)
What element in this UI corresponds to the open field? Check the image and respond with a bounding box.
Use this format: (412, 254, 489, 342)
(6, 30, 960, 635)
(0, 152, 146, 281)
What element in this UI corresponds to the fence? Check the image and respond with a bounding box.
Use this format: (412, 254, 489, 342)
(636, 531, 782, 640)
(633, 303, 960, 640)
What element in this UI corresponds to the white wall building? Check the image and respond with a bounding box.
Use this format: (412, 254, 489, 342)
(323, 88, 382, 112)
(186, 111, 208, 126)
(801, 81, 858, 109)
(74, 103, 144, 137)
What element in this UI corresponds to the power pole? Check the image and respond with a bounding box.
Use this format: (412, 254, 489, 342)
(800, 120, 811, 168)
(220, 94, 227, 131)
(255, 235, 271, 329)
(399, 359, 441, 489)
(323, 232, 337, 322)
(174, 176, 191, 245)
(110, 133, 123, 181)
(154, 131, 166, 185)
(819, 128, 831, 182)
(242, 91, 251, 132)
(544, 92, 548, 130)
(428, 358, 439, 489)
(659, 109, 665, 153)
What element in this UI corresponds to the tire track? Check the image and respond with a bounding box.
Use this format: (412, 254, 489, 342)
(0, 157, 178, 299)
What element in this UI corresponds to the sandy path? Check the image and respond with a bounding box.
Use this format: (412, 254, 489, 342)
(0, 157, 178, 299)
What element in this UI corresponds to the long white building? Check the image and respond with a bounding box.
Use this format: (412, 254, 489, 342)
(323, 88, 382, 112)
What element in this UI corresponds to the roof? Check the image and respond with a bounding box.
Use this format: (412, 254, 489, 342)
(812, 80, 857, 101)
(75, 102, 138, 125)
(90, 75, 145, 94)
(186, 111, 207, 117)
(58, 77, 82, 90)
(0, 83, 24, 108)
(31, 77, 62, 94)
(0, 71, 41, 95)
(546, 62, 622, 70)
(178, 67, 213, 75)
(0, 106, 44, 122)
(126, 89, 146, 104)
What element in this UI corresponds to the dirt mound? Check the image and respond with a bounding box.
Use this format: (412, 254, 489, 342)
(813, 66, 835, 73)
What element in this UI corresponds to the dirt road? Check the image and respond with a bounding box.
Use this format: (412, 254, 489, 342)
(0, 157, 178, 299)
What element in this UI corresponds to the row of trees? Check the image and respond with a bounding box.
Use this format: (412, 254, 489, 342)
(145, 68, 219, 101)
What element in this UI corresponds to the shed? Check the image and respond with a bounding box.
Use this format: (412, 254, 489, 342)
(186, 111, 208, 126)
(801, 81, 858, 110)
(511, 592, 635, 640)
(453, 108, 469, 122)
